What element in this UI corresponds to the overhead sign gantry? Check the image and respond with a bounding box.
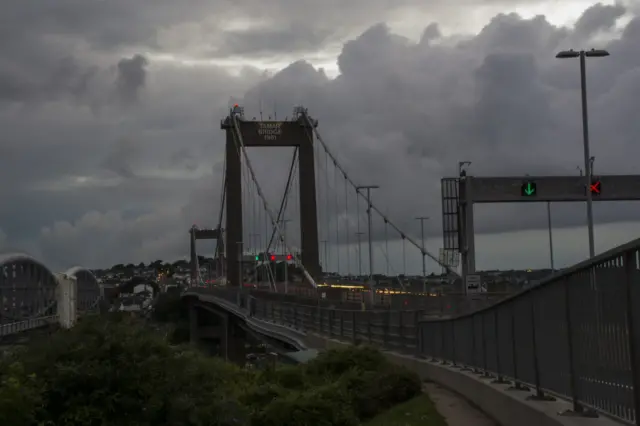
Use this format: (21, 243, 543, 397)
(441, 174, 640, 279)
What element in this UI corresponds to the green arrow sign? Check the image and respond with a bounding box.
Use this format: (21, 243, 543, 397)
(521, 181, 536, 196)
(524, 183, 534, 195)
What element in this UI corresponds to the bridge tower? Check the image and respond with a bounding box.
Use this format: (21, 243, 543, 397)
(221, 109, 320, 286)
(189, 226, 224, 284)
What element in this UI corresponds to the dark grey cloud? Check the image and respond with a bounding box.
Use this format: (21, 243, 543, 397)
(236, 4, 640, 249)
(2, 1, 639, 274)
(102, 137, 138, 178)
(574, 3, 626, 37)
(115, 55, 149, 105)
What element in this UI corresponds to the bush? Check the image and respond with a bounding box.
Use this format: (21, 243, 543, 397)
(152, 292, 186, 323)
(0, 314, 251, 426)
(305, 345, 387, 378)
(0, 362, 43, 426)
(257, 364, 307, 389)
(339, 367, 422, 419)
(254, 345, 422, 424)
(0, 318, 423, 426)
(251, 382, 359, 426)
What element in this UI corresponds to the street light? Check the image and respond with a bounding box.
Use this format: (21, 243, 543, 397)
(556, 48, 609, 258)
(415, 216, 429, 293)
(356, 185, 379, 284)
(458, 161, 471, 177)
(280, 219, 291, 293)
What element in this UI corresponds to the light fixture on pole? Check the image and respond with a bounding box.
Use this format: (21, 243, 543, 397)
(280, 219, 291, 293)
(415, 216, 429, 293)
(556, 48, 609, 258)
(458, 161, 471, 177)
(356, 185, 379, 285)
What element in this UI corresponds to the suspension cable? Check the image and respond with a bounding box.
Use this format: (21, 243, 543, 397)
(299, 109, 458, 277)
(384, 219, 389, 275)
(230, 114, 317, 288)
(334, 160, 340, 274)
(356, 186, 361, 276)
(344, 174, 350, 276)
(402, 237, 406, 276)
(230, 122, 277, 289)
(214, 156, 227, 278)
(346, 193, 405, 288)
(266, 147, 298, 252)
(314, 134, 322, 270)
(324, 149, 330, 272)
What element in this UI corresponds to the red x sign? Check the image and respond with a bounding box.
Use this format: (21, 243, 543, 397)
(590, 181, 601, 194)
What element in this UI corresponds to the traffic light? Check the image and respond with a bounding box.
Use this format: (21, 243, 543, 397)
(254, 255, 259, 261)
(590, 178, 601, 195)
(286, 254, 292, 261)
(521, 181, 537, 197)
(270, 255, 276, 262)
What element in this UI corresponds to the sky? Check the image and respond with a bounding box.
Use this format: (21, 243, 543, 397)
(1, 0, 640, 275)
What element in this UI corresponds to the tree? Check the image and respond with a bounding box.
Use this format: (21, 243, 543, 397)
(0, 315, 249, 426)
(0, 319, 423, 426)
(138, 262, 145, 268)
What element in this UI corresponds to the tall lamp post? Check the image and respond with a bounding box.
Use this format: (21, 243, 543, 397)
(415, 216, 429, 293)
(280, 219, 291, 293)
(556, 48, 609, 258)
(356, 185, 379, 284)
(355, 232, 364, 277)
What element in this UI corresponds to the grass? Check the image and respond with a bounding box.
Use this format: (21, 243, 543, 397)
(363, 393, 448, 426)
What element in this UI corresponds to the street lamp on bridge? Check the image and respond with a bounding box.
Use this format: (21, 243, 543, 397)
(415, 216, 429, 293)
(555, 48, 609, 259)
(356, 185, 379, 285)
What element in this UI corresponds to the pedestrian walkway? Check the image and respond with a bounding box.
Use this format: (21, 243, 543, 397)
(424, 382, 497, 426)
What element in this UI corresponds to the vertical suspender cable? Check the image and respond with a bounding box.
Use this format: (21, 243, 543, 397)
(344, 175, 350, 276)
(231, 115, 317, 288)
(385, 220, 389, 276)
(402, 237, 406, 276)
(334, 161, 340, 275)
(324, 149, 330, 272)
(300, 110, 458, 277)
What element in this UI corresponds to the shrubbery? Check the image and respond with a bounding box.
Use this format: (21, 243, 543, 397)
(151, 292, 191, 344)
(0, 314, 422, 426)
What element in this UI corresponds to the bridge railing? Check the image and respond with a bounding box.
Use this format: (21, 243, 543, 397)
(419, 238, 640, 425)
(193, 284, 511, 317)
(245, 296, 423, 355)
(197, 239, 640, 424)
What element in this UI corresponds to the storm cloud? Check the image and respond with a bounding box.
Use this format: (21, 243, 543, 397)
(1, 0, 639, 274)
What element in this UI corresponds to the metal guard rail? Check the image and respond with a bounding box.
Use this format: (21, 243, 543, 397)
(421, 238, 640, 425)
(194, 237, 640, 425)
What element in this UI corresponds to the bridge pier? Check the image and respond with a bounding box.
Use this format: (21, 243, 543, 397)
(188, 303, 246, 362)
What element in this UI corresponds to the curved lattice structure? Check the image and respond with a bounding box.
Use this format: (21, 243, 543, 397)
(117, 277, 159, 296)
(0, 253, 59, 327)
(65, 266, 101, 313)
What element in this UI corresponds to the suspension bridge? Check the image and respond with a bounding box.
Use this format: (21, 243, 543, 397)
(189, 105, 457, 296)
(3, 103, 640, 425)
(183, 104, 640, 426)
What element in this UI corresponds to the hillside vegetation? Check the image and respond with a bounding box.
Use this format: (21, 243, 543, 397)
(0, 314, 424, 426)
